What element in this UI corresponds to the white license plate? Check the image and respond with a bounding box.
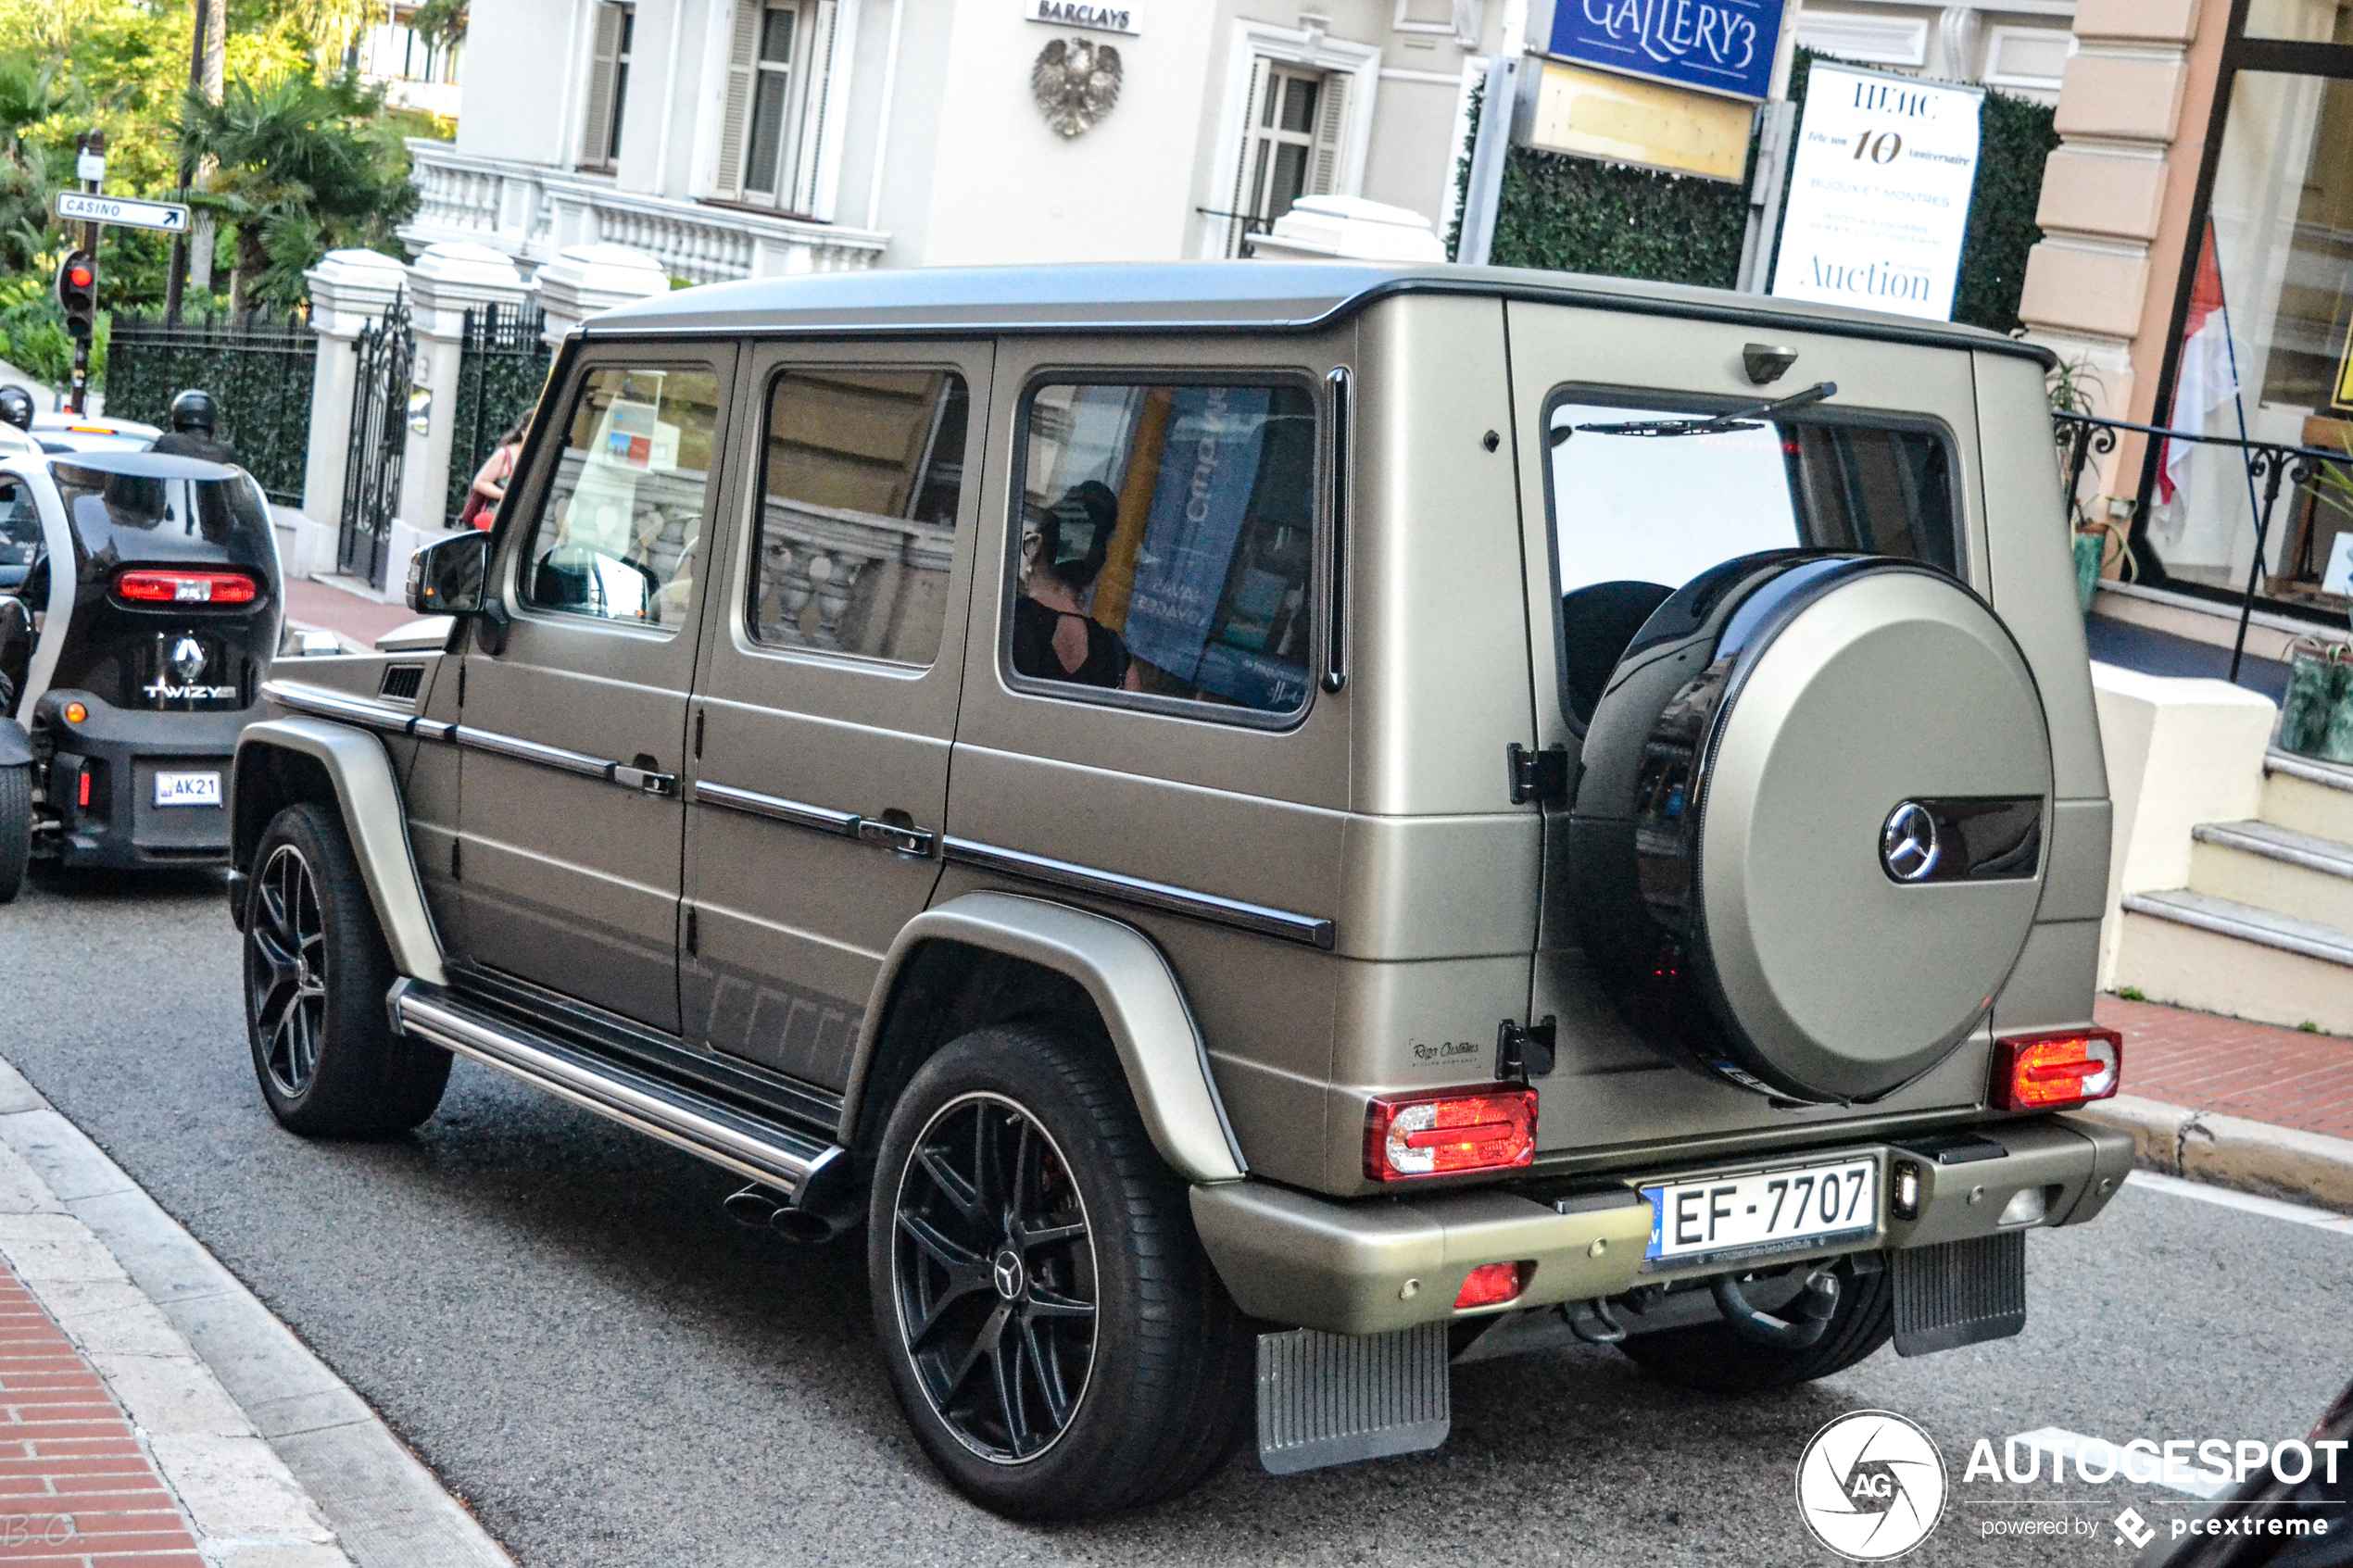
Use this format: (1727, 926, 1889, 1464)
(152, 771, 221, 809)
(1642, 1156, 1880, 1266)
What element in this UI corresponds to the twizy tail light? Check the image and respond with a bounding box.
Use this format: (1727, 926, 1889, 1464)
(114, 569, 258, 606)
(1993, 1028, 2121, 1112)
(1365, 1086, 1537, 1181)
(1454, 1261, 1531, 1311)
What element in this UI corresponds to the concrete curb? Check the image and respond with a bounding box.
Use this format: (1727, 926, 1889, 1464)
(2078, 1093, 2353, 1213)
(0, 1057, 515, 1568)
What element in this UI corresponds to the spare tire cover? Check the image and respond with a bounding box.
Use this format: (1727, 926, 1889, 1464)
(1568, 553, 2052, 1104)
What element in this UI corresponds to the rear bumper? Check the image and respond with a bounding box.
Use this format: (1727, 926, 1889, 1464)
(33, 690, 252, 869)
(1190, 1113, 2134, 1336)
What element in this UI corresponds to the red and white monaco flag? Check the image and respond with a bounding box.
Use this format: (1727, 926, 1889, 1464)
(2159, 225, 2237, 507)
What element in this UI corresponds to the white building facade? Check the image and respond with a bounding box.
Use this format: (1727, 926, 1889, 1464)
(401, 0, 1508, 281)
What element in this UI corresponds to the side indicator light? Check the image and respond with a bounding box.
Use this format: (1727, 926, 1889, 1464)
(1992, 1028, 2121, 1112)
(1365, 1086, 1538, 1181)
(62, 702, 86, 724)
(1454, 1261, 1531, 1311)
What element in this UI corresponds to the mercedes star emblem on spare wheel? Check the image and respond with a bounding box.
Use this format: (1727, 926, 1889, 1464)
(1881, 801, 1941, 883)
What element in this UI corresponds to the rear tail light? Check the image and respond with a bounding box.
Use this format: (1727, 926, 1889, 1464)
(1454, 1261, 1531, 1311)
(1365, 1086, 1537, 1181)
(114, 569, 258, 606)
(1992, 1028, 2121, 1111)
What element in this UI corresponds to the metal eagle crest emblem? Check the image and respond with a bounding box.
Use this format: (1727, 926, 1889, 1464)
(1031, 37, 1122, 137)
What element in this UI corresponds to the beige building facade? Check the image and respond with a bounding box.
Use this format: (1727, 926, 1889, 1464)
(2023, 0, 2353, 625)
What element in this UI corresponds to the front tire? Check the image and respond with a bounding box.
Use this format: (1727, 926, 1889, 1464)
(1615, 1256, 1893, 1395)
(868, 1024, 1250, 1520)
(242, 802, 449, 1136)
(0, 762, 26, 904)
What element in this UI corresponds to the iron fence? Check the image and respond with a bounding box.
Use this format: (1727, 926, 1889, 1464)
(2055, 411, 2353, 682)
(446, 302, 551, 527)
(341, 295, 413, 589)
(103, 310, 317, 503)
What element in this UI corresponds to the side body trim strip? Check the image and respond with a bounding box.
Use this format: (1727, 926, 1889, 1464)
(941, 836, 1336, 950)
(691, 778, 860, 836)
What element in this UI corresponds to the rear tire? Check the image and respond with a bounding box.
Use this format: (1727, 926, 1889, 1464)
(0, 762, 28, 904)
(242, 802, 449, 1136)
(1616, 1257, 1893, 1395)
(868, 1024, 1251, 1520)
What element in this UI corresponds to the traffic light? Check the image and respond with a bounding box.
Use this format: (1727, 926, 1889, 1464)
(55, 251, 94, 340)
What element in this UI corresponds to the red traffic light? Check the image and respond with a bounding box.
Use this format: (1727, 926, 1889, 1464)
(55, 249, 95, 339)
(65, 263, 92, 289)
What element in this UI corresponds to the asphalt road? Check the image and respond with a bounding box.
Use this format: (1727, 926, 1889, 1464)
(4, 867, 2348, 1567)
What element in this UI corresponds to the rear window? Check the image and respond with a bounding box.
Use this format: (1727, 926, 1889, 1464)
(52, 463, 274, 575)
(1543, 392, 1959, 724)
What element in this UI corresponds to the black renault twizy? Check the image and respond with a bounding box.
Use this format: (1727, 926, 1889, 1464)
(0, 450, 283, 899)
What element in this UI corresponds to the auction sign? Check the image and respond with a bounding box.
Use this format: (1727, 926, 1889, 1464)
(1770, 62, 1983, 322)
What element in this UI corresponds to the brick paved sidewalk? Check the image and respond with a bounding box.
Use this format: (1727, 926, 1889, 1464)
(2095, 993, 2353, 1143)
(0, 1268, 198, 1566)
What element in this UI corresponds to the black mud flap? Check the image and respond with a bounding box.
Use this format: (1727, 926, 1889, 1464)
(1893, 1231, 2027, 1356)
(1256, 1323, 1450, 1474)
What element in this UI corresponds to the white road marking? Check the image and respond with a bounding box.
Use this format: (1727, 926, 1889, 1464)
(2007, 1427, 2234, 1500)
(2124, 1170, 2353, 1237)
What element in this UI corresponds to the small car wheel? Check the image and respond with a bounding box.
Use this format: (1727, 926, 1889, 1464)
(0, 761, 26, 904)
(1615, 1256, 1894, 1395)
(242, 802, 450, 1137)
(868, 1023, 1250, 1520)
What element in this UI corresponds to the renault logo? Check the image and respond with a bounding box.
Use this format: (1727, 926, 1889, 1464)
(170, 636, 207, 684)
(1881, 802, 1941, 883)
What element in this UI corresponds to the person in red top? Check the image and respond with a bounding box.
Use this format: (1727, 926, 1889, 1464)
(460, 415, 530, 530)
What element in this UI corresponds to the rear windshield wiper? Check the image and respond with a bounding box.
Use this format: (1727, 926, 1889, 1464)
(1561, 381, 1839, 442)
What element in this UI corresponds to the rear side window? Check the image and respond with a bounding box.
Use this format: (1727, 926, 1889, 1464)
(749, 368, 968, 664)
(1010, 381, 1316, 718)
(1544, 393, 1958, 723)
(521, 364, 720, 632)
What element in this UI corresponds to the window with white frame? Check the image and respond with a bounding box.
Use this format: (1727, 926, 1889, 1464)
(581, 2, 635, 170)
(1225, 63, 1352, 257)
(715, 0, 839, 212)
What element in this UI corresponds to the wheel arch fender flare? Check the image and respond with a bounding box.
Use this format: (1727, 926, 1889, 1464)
(846, 891, 1248, 1185)
(232, 718, 447, 986)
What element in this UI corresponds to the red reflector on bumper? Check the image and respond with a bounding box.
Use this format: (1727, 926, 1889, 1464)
(1454, 1261, 1530, 1310)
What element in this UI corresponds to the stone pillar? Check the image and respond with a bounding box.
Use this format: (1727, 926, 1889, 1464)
(531, 244, 673, 349)
(394, 242, 529, 568)
(2017, 0, 2219, 513)
(298, 248, 409, 577)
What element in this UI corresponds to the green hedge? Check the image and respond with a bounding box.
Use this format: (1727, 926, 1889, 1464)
(1456, 50, 2058, 332)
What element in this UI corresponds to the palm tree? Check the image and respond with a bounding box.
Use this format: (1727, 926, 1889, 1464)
(286, 0, 378, 74)
(175, 71, 414, 310)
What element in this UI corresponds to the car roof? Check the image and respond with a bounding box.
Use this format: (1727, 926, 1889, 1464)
(52, 449, 237, 482)
(31, 413, 160, 436)
(586, 261, 2054, 366)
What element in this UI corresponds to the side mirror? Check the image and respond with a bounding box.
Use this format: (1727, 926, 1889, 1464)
(407, 533, 488, 617)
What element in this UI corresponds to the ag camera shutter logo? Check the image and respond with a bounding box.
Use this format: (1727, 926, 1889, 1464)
(1796, 1410, 1947, 1560)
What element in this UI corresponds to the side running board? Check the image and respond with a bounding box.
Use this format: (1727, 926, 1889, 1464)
(387, 978, 849, 1209)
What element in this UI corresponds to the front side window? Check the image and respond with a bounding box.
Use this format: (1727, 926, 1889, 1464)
(1545, 394, 1957, 722)
(750, 368, 967, 663)
(1011, 382, 1317, 717)
(521, 365, 719, 632)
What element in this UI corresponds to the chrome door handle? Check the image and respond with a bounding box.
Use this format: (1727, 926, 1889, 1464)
(611, 763, 678, 797)
(856, 817, 935, 857)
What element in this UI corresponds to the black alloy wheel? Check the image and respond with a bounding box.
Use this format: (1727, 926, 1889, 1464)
(892, 1091, 1099, 1463)
(240, 802, 449, 1137)
(246, 840, 328, 1098)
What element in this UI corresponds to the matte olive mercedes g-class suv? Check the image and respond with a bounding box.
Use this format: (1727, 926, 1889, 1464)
(230, 263, 2131, 1519)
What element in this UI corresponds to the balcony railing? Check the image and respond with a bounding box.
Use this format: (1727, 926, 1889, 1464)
(402, 141, 888, 283)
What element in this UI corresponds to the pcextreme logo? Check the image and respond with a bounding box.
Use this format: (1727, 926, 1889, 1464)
(1796, 1410, 1949, 1561)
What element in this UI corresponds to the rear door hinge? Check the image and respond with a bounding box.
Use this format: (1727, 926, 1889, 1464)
(1506, 743, 1572, 807)
(1497, 1016, 1557, 1082)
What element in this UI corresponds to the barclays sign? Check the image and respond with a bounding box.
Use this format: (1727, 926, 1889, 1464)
(1546, 0, 1786, 103)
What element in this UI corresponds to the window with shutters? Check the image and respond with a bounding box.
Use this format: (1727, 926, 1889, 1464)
(1225, 64, 1350, 257)
(580, 2, 635, 171)
(715, 0, 834, 211)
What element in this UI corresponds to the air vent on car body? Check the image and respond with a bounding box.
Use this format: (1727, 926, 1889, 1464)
(378, 664, 424, 704)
